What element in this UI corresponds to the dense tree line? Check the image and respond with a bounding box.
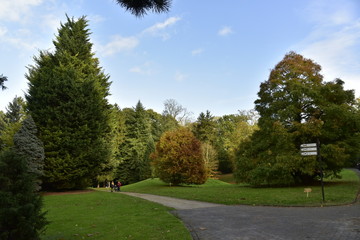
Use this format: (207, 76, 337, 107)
(1, 17, 358, 205)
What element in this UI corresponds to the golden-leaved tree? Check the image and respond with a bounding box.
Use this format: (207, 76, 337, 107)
(151, 127, 207, 185)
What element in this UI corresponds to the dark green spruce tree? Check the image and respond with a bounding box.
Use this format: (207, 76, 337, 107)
(193, 110, 216, 143)
(0, 116, 47, 240)
(26, 16, 112, 190)
(116, 101, 154, 184)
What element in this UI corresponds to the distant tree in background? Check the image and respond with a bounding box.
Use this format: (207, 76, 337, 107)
(0, 74, 7, 91)
(5, 96, 26, 124)
(201, 142, 218, 178)
(0, 96, 26, 151)
(193, 110, 219, 177)
(234, 52, 360, 186)
(214, 111, 258, 173)
(116, 101, 155, 184)
(26, 16, 112, 190)
(147, 108, 179, 143)
(116, 0, 171, 17)
(193, 110, 216, 143)
(95, 104, 127, 187)
(151, 127, 207, 185)
(163, 99, 193, 125)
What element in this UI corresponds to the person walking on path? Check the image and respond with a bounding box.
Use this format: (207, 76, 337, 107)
(116, 181, 122, 192)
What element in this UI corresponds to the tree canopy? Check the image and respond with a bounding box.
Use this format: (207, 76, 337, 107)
(234, 52, 360, 186)
(116, 0, 171, 17)
(162, 99, 193, 125)
(0, 74, 7, 91)
(0, 96, 26, 151)
(151, 127, 207, 185)
(116, 101, 155, 184)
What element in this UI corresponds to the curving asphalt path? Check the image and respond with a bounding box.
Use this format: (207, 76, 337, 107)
(121, 170, 360, 240)
(122, 192, 359, 240)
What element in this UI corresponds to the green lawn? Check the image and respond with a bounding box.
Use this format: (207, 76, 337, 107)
(41, 169, 359, 239)
(122, 169, 360, 206)
(42, 191, 192, 240)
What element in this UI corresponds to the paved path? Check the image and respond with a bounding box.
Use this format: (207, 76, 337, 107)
(122, 192, 360, 240)
(121, 170, 360, 240)
(121, 192, 223, 210)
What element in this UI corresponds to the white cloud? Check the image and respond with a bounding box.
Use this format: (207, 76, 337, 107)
(191, 48, 204, 56)
(0, 0, 44, 22)
(305, 0, 357, 26)
(297, 0, 360, 96)
(0, 25, 39, 51)
(218, 26, 233, 36)
(129, 62, 155, 76)
(129, 67, 142, 73)
(175, 71, 187, 82)
(0, 26, 8, 37)
(99, 35, 139, 56)
(144, 17, 181, 33)
(88, 14, 105, 24)
(142, 17, 181, 40)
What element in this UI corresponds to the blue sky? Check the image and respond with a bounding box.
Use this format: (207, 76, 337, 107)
(1, 0, 360, 119)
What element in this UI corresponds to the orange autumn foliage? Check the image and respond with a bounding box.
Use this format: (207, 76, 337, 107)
(151, 127, 207, 185)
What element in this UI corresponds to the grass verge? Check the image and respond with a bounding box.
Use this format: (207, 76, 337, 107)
(42, 191, 192, 240)
(122, 169, 360, 206)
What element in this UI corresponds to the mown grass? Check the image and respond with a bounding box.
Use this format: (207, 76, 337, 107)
(122, 169, 360, 206)
(42, 191, 192, 240)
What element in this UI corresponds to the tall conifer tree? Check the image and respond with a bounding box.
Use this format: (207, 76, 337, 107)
(116, 101, 154, 184)
(26, 16, 112, 190)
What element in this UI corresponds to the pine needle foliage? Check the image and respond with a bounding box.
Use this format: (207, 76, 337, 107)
(26, 16, 112, 190)
(116, 0, 171, 17)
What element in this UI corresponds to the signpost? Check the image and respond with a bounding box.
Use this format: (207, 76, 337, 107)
(300, 140, 325, 203)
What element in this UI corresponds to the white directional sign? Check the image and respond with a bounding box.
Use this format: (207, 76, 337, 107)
(300, 143, 317, 156)
(301, 147, 317, 152)
(300, 143, 317, 148)
(301, 151, 317, 156)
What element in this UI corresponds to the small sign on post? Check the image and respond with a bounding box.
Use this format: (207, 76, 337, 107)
(300, 143, 317, 156)
(304, 188, 312, 197)
(300, 141, 325, 203)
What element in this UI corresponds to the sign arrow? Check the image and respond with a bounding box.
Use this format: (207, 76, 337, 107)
(301, 147, 317, 152)
(301, 152, 317, 156)
(300, 143, 317, 148)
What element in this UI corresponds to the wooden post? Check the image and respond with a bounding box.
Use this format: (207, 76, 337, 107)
(317, 138, 325, 203)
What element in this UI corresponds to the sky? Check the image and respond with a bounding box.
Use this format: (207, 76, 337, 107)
(1, 0, 360, 119)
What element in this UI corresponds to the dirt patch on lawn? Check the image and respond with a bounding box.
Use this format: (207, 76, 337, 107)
(42, 189, 94, 196)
